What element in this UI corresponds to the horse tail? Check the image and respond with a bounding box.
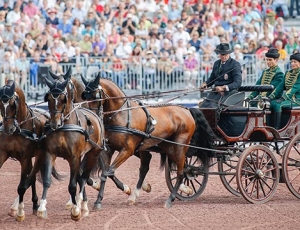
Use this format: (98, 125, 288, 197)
(36, 164, 65, 183)
(159, 152, 167, 171)
(187, 108, 216, 160)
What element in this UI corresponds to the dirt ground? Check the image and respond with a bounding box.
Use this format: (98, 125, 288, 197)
(1, 153, 300, 230)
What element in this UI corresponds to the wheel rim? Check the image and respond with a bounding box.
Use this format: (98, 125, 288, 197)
(218, 153, 241, 197)
(283, 134, 300, 199)
(237, 145, 279, 204)
(165, 155, 208, 201)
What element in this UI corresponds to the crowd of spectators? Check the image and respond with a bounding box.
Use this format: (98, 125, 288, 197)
(0, 0, 299, 90)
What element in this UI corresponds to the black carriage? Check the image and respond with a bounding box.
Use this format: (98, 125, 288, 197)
(165, 85, 300, 204)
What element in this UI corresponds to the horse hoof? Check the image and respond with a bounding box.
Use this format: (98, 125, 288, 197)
(93, 203, 102, 210)
(66, 203, 72, 210)
(15, 214, 25, 222)
(81, 209, 89, 218)
(123, 185, 131, 195)
(8, 209, 17, 217)
(142, 183, 151, 193)
(164, 201, 172, 209)
(33, 210, 38, 216)
(37, 210, 48, 219)
(71, 212, 81, 221)
(127, 198, 135, 206)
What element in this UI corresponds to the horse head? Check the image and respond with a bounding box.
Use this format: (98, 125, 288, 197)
(81, 72, 103, 116)
(0, 81, 22, 134)
(44, 72, 71, 130)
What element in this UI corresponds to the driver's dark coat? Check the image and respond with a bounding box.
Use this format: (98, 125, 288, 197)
(205, 57, 242, 90)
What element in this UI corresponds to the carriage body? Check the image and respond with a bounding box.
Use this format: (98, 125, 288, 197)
(167, 85, 300, 204)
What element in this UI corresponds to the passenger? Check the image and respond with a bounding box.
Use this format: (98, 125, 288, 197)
(246, 48, 284, 106)
(200, 43, 242, 108)
(268, 52, 300, 129)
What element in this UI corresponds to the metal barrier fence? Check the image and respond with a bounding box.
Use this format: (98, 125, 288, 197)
(1, 54, 291, 101)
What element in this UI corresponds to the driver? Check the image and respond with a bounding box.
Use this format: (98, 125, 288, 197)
(200, 43, 242, 108)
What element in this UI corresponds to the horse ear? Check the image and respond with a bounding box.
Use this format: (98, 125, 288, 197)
(81, 92, 87, 100)
(61, 78, 70, 90)
(44, 75, 54, 89)
(81, 74, 89, 86)
(48, 71, 57, 81)
(94, 72, 101, 86)
(10, 81, 15, 93)
(44, 93, 49, 102)
(64, 67, 72, 80)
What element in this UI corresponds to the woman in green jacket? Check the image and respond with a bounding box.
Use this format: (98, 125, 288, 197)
(269, 53, 300, 129)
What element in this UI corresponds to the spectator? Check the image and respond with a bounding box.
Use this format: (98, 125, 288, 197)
(0, 0, 11, 13)
(200, 29, 220, 54)
(44, 52, 59, 74)
(231, 44, 244, 62)
(2, 21, 14, 44)
(160, 39, 172, 55)
(272, 31, 287, 48)
(135, 20, 148, 40)
(6, 4, 21, 24)
(1, 51, 15, 86)
(67, 25, 82, 46)
(29, 52, 40, 87)
(111, 54, 126, 88)
(290, 0, 300, 18)
(172, 23, 191, 46)
(92, 33, 106, 52)
(271, 0, 289, 18)
(168, 2, 181, 23)
(15, 51, 30, 89)
(82, 22, 95, 38)
(285, 36, 299, 55)
(44, 20, 57, 37)
(46, 9, 59, 27)
(101, 4, 115, 24)
(84, 10, 100, 29)
(188, 31, 201, 52)
(122, 28, 134, 43)
(78, 33, 93, 55)
(58, 52, 75, 74)
(121, 13, 137, 36)
(57, 14, 72, 35)
(72, 0, 87, 23)
(183, 49, 198, 89)
(275, 40, 287, 60)
(106, 27, 121, 50)
(29, 20, 42, 40)
(142, 50, 156, 90)
(186, 11, 203, 35)
(99, 54, 112, 78)
(157, 51, 175, 89)
(23, 0, 39, 18)
(115, 36, 132, 59)
(64, 40, 76, 58)
(0, 10, 5, 25)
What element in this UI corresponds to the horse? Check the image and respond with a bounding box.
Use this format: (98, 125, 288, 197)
(80, 73, 216, 208)
(48, 69, 151, 210)
(27, 72, 106, 220)
(0, 81, 52, 221)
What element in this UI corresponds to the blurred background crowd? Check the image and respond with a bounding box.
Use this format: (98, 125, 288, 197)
(0, 0, 299, 94)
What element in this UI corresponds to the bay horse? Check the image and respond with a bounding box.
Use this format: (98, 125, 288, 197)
(0, 81, 51, 221)
(81, 74, 216, 208)
(49, 69, 151, 210)
(26, 72, 106, 220)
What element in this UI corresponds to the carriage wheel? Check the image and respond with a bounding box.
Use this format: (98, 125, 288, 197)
(218, 153, 241, 197)
(165, 155, 209, 201)
(236, 145, 279, 204)
(282, 133, 300, 199)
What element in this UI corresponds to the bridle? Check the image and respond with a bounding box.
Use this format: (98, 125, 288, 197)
(1, 92, 19, 122)
(84, 84, 105, 118)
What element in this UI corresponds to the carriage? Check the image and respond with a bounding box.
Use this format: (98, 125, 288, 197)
(165, 85, 300, 204)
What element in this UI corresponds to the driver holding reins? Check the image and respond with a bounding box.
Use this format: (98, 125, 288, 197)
(200, 43, 242, 108)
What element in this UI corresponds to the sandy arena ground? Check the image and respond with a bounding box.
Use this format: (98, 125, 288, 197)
(1, 153, 300, 230)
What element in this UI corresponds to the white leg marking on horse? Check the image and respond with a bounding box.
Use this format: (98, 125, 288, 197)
(38, 199, 47, 212)
(142, 182, 151, 193)
(71, 204, 81, 217)
(66, 196, 73, 210)
(17, 202, 24, 217)
(76, 193, 83, 209)
(179, 184, 193, 195)
(123, 184, 131, 195)
(81, 201, 89, 218)
(9, 196, 19, 217)
(127, 188, 140, 205)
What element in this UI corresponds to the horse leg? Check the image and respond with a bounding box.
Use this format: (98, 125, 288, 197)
(134, 151, 151, 193)
(37, 152, 54, 219)
(165, 157, 185, 209)
(128, 152, 152, 205)
(15, 159, 35, 222)
(69, 159, 81, 221)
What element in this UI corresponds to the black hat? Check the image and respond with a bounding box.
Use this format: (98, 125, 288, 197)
(290, 53, 300, 62)
(265, 48, 280, 58)
(215, 43, 233, 54)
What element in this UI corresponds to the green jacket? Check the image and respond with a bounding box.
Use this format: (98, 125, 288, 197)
(269, 67, 300, 104)
(248, 65, 284, 99)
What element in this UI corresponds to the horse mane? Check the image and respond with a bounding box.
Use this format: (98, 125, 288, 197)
(99, 76, 126, 96)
